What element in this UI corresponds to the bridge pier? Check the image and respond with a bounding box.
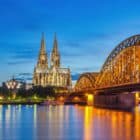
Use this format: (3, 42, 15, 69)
(87, 94, 94, 106)
(94, 93, 136, 110)
(135, 92, 140, 105)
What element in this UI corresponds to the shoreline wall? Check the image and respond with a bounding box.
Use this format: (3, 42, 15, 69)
(94, 93, 135, 110)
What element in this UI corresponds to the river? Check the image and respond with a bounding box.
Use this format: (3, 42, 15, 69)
(0, 105, 140, 140)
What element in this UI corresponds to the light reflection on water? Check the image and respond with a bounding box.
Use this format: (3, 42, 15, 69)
(0, 105, 140, 140)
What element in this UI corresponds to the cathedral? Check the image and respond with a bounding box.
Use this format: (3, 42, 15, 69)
(33, 33, 72, 88)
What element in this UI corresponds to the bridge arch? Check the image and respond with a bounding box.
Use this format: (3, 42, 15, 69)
(74, 72, 99, 92)
(101, 35, 140, 72)
(95, 35, 140, 88)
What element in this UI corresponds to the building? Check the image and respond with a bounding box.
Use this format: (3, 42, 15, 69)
(3, 78, 25, 90)
(2, 78, 26, 98)
(33, 33, 72, 88)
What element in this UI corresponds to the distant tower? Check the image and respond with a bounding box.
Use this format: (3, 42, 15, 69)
(37, 33, 48, 69)
(51, 33, 60, 68)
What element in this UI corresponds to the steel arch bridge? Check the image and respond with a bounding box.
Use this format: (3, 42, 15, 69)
(74, 35, 140, 93)
(74, 72, 98, 92)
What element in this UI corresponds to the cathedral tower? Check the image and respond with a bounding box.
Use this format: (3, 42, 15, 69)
(33, 32, 72, 89)
(33, 33, 48, 86)
(37, 33, 48, 69)
(51, 33, 60, 68)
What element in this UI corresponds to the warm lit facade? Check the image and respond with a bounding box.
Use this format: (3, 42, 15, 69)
(3, 78, 25, 90)
(33, 33, 72, 88)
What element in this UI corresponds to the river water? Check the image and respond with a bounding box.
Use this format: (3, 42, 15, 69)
(0, 105, 140, 140)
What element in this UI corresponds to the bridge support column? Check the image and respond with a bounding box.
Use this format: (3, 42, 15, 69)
(135, 92, 140, 105)
(94, 93, 135, 110)
(87, 94, 94, 106)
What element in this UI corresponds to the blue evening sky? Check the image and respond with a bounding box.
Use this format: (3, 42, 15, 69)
(0, 0, 140, 83)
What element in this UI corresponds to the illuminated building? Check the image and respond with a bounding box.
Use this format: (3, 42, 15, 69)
(3, 78, 25, 90)
(33, 33, 72, 88)
(2, 78, 25, 98)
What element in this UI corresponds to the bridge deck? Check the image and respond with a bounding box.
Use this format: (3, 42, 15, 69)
(72, 83, 140, 95)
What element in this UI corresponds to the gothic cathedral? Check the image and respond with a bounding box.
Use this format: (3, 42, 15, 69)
(33, 33, 72, 88)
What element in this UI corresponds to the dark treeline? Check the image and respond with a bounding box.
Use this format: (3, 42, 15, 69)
(17, 86, 56, 98)
(0, 86, 67, 98)
(0, 86, 10, 97)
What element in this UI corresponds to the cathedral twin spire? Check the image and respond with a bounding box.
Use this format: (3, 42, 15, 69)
(37, 33, 60, 69)
(51, 33, 60, 68)
(37, 33, 48, 68)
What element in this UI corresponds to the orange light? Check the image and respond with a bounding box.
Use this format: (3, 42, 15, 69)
(0, 96, 3, 100)
(74, 97, 80, 101)
(87, 94, 94, 106)
(135, 92, 140, 105)
(59, 96, 64, 101)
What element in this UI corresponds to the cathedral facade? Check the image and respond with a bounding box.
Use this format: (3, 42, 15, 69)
(33, 33, 72, 88)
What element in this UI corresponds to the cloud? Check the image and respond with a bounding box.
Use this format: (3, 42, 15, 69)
(15, 73, 33, 82)
(62, 41, 81, 48)
(3, 42, 38, 65)
(72, 65, 100, 73)
(84, 32, 112, 41)
(18, 73, 32, 76)
(7, 60, 31, 65)
(11, 51, 36, 61)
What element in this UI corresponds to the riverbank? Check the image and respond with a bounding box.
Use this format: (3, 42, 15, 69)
(0, 98, 44, 105)
(0, 100, 42, 105)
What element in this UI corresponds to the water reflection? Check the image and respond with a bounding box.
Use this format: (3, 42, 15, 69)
(84, 107, 93, 140)
(0, 105, 139, 140)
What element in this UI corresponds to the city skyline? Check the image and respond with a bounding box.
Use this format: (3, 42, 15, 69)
(1, 0, 140, 83)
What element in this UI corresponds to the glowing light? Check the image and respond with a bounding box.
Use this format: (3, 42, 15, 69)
(34, 95, 37, 99)
(135, 92, 140, 105)
(0, 96, 3, 100)
(33, 105, 37, 128)
(58, 96, 64, 102)
(74, 97, 80, 102)
(12, 93, 16, 99)
(135, 92, 139, 98)
(87, 94, 94, 106)
(84, 106, 93, 140)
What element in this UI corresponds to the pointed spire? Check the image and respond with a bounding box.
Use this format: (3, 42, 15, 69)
(40, 32, 46, 55)
(54, 32, 57, 41)
(37, 32, 48, 68)
(52, 32, 58, 54)
(51, 33, 60, 68)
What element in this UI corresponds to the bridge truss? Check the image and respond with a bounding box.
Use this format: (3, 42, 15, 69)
(74, 35, 140, 91)
(74, 72, 98, 92)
